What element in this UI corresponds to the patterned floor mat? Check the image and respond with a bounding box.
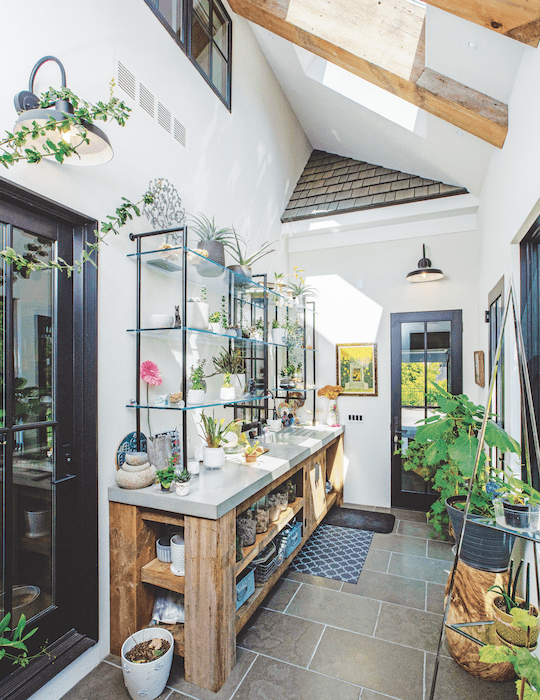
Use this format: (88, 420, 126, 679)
(288, 524, 373, 583)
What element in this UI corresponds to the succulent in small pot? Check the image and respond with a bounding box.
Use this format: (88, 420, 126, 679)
(220, 372, 236, 402)
(208, 310, 222, 334)
(187, 359, 206, 405)
(175, 466, 191, 497)
(271, 319, 287, 345)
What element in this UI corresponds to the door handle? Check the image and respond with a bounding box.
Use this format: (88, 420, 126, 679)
(52, 473, 76, 485)
(53, 443, 75, 484)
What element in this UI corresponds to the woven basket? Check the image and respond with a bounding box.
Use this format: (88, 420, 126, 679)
(492, 596, 539, 647)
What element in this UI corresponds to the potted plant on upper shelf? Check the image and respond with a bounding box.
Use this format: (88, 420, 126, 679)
(286, 267, 317, 307)
(401, 383, 521, 571)
(220, 372, 236, 402)
(186, 359, 206, 405)
(279, 361, 297, 389)
(189, 213, 234, 277)
(271, 318, 287, 345)
(186, 286, 209, 330)
(250, 317, 265, 341)
(208, 310, 222, 334)
(197, 411, 241, 469)
(225, 229, 276, 283)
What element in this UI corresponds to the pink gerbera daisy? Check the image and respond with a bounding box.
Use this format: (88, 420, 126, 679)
(140, 360, 162, 386)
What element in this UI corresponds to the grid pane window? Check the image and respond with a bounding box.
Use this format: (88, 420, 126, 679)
(145, 0, 232, 108)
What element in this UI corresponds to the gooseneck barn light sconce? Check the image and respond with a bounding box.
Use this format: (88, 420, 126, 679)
(406, 244, 444, 282)
(13, 55, 113, 166)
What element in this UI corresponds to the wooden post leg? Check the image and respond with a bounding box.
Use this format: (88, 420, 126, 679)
(109, 502, 156, 656)
(184, 511, 236, 692)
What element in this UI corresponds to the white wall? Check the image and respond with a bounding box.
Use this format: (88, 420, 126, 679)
(290, 228, 480, 507)
(0, 1, 310, 697)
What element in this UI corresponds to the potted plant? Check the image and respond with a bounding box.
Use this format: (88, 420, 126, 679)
(271, 318, 287, 345)
(488, 559, 539, 648)
(243, 439, 265, 463)
(208, 310, 222, 334)
(197, 411, 242, 469)
(250, 317, 265, 341)
(225, 228, 276, 283)
(402, 383, 521, 570)
(155, 462, 176, 491)
(317, 384, 343, 427)
(187, 359, 206, 405)
(280, 361, 296, 389)
(189, 213, 234, 276)
(186, 286, 209, 330)
(286, 267, 317, 307)
(121, 626, 174, 700)
(491, 467, 540, 531)
(220, 372, 236, 402)
(209, 348, 246, 395)
(175, 466, 192, 497)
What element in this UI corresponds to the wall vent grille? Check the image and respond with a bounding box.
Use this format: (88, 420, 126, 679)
(140, 84, 155, 118)
(158, 102, 172, 133)
(117, 62, 136, 100)
(116, 61, 186, 148)
(174, 118, 187, 147)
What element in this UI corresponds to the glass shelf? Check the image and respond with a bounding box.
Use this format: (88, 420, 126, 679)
(127, 392, 271, 412)
(464, 515, 540, 544)
(275, 387, 317, 394)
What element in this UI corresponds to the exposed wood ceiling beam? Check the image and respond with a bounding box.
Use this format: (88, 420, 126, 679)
(228, 0, 508, 148)
(425, 1, 540, 47)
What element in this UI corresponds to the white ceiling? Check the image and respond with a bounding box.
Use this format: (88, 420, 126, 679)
(249, 5, 529, 197)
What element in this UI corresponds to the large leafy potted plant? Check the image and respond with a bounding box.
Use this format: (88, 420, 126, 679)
(403, 384, 520, 571)
(197, 411, 241, 469)
(189, 213, 234, 277)
(225, 229, 275, 283)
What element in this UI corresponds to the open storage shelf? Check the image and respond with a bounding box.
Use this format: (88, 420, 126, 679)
(150, 622, 185, 657)
(236, 497, 304, 575)
(141, 558, 185, 594)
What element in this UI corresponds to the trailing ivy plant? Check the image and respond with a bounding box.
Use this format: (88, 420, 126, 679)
(0, 82, 155, 276)
(400, 383, 521, 537)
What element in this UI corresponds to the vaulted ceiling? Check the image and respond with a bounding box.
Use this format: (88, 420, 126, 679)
(228, 0, 540, 196)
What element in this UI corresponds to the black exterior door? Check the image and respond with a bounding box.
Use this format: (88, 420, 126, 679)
(390, 310, 463, 510)
(0, 183, 98, 698)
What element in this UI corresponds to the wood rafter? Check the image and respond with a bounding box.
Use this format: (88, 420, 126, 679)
(228, 0, 509, 147)
(425, 0, 540, 47)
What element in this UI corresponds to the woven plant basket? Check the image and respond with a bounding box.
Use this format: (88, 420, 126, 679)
(492, 596, 539, 648)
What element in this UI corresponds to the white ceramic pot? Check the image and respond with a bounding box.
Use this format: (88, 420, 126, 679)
(267, 419, 282, 432)
(208, 322, 222, 334)
(203, 446, 225, 470)
(272, 328, 287, 345)
(187, 388, 206, 405)
(186, 301, 209, 330)
(220, 386, 236, 402)
(156, 537, 172, 562)
(149, 314, 174, 329)
(121, 627, 174, 700)
(251, 330, 263, 342)
(175, 481, 191, 497)
(170, 534, 185, 576)
(24, 510, 50, 537)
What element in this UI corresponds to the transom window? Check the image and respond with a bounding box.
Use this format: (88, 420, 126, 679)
(146, 0, 232, 109)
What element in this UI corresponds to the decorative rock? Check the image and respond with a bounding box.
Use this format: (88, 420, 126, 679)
(122, 460, 151, 473)
(115, 465, 156, 489)
(125, 452, 149, 466)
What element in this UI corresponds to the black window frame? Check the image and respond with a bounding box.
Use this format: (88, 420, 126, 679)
(144, 0, 232, 110)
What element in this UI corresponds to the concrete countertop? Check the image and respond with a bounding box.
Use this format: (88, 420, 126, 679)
(108, 425, 343, 520)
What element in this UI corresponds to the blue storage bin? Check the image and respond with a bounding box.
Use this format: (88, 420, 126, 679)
(236, 567, 255, 610)
(285, 521, 302, 558)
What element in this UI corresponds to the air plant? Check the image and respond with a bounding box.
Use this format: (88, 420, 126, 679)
(188, 213, 235, 242)
(225, 229, 276, 267)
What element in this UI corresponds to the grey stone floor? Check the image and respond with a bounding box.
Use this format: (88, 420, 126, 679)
(60, 506, 518, 700)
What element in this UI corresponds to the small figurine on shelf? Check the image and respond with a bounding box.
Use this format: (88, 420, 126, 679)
(173, 305, 182, 328)
(247, 378, 256, 395)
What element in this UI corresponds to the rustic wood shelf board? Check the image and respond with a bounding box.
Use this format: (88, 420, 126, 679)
(140, 508, 185, 527)
(141, 558, 186, 594)
(151, 622, 185, 656)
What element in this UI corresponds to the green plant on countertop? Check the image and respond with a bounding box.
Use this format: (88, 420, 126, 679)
(480, 613, 540, 699)
(0, 613, 42, 668)
(0, 82, 155, 277)
(189, 213, 235, 242)
(155, 463, 176, 488)
(189, 359, 206, 390)
(400, 383, 521, 537)
(198, 411, 242, 448)
(225, 228, 276, 267)
(175, 466, 191, 483)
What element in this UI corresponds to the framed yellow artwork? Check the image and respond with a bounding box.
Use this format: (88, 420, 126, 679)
(336, 343, 378, 397)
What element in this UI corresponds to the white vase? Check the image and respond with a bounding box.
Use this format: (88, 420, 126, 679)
(272, 328, 287, 345)
(208, 322, 222, 334)
(175, 481, 191, 497)
(170, 534, 185, 576)
(121, 627, 174, 700)
(186, 301, 209, 330)
(203, 446, 225, 470)
(187, 388, 206, 405)
(220, 386, 236, 401)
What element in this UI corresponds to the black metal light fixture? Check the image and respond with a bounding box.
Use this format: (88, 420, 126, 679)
(13, 56, 113, 166)
(406, 243, 444, 282)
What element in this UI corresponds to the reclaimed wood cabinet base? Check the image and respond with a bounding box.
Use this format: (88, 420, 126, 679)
(109, 434, 343, 692)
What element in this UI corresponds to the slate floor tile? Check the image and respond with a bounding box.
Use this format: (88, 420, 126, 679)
(59, 661, 171, 700)
(388, 553, 451, 585)
(374, 507, 428, 523)
(363, 548, 391, 573)
(263, 577, 301, 612)
(426, 583, 446, 614)
(428, 540, 455, 562)
(375, 601, 445, 654)
(286, 584, 380, 635)
(284, 568, 343, 590)
(370, 532, 427, 557)
(310, 626, 425, 700)
(237, 608, 325, 667)
(232, 655, 361, 700)
(167, 647, 256, 700)
(427, 654, 518, 700)
(397, 520, 448, 541)
(342, 569, 427, 610)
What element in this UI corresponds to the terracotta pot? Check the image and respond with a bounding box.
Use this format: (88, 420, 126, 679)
(245, 454, 257, 463)
(492, 596, 539, 647)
